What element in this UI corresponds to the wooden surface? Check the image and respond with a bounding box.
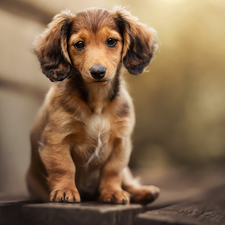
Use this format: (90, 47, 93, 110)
(136, 185, 225, 225)
(0, 168, 225, 225)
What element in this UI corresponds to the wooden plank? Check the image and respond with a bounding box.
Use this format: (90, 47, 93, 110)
(1, 169, 225, 225)
(0, 188, 216, 225)
(136, 185, 225, 225)
(23, 202, 145, 225)
(0, 188, 196, 225)
(0, 201, 146, 225)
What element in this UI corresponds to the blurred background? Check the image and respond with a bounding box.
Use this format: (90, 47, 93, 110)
(0, 0, 225, 196)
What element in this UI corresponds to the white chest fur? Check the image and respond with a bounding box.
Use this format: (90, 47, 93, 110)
(74, 113, 112, 166)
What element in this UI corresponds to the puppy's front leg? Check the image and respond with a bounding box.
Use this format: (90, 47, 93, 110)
(98, 138, 131, 204)
(40, 144, 80, 203)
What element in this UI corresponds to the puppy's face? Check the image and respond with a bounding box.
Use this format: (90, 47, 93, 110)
(35, 7, 158, 83)
(68, 11, 123, 83)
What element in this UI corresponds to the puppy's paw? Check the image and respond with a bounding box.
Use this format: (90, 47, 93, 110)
(131, 185, 160, 204)
(50, 187, 81, 203)
(99, 189, 130, 204)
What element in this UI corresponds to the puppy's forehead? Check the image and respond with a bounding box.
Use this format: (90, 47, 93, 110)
(71, 8, 118, 34)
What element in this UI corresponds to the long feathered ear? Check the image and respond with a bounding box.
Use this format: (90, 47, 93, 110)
(34, 10, 74, 82)
(113, 6, 158, 75)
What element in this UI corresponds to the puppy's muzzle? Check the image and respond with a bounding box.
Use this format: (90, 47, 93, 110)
(90, 64, 106, 80)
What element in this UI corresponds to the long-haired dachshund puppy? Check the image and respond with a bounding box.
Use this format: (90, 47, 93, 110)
(27, 6, 160, 204)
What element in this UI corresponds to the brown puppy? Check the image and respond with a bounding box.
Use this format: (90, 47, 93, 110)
(27, 6, 160, 204)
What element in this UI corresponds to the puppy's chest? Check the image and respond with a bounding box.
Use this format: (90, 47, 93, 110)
(71, 114, 114, 166)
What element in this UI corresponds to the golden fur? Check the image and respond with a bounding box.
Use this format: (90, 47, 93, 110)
(27, 6, 160, 204)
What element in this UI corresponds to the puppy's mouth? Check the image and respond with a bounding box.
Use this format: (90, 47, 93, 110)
(93, 80, 108, 83)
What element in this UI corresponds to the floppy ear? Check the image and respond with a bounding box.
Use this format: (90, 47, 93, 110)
(113, 7, 158, 75)
(34, 10, 74, 82)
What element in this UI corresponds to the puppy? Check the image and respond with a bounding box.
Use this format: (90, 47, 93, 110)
(27, 6, 160, 204)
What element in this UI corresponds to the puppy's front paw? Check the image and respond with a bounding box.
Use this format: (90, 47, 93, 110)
(50, 186, 81, 203)
(131, 185, 160, 204)
(99, 189, 130, 204)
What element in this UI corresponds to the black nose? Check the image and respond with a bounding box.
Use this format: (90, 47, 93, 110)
(90, 64, 106, 79)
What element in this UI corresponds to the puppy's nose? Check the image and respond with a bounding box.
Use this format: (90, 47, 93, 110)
(90, 64, 106, 79)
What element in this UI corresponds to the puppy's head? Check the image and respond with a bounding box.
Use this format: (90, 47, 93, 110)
(34, 7, 157, 82)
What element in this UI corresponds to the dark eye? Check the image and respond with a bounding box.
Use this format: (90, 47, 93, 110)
(74, 41, 85, 50)
(106, 38, 117, 47)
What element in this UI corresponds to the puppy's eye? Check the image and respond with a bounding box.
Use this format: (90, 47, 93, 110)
(74, 41, 85, 50)
(106, 38, 117, 47)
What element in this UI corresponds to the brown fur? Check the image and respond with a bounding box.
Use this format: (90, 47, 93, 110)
(27, 6, 160, 204)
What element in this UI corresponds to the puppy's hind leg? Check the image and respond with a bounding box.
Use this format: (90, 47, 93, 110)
(122, 167, 160, 204)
